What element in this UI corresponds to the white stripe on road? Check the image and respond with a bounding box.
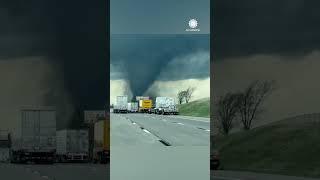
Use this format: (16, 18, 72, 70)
(143, 129, 152, 134)
(177, 122, 184, 125)
(205, 129, 210, 132)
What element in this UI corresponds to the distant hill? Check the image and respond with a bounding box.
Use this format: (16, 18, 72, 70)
(177, 98, 209, 118)
(214, 113, 320, 178)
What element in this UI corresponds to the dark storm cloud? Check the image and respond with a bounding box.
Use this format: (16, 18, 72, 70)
(110, 34, 209, 96)
(214, 0, 320, 59)
(212, 1, 320, 132)
(0, 0, 108, 129)
(111, 0, 210, 34)
(159, 51, 210, 81)
(0, 1, 55, 58)
(213, 53, 320, 126)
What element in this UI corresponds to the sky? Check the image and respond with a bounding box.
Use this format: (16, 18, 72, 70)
(111, 0, 210, 34)
(110, 0, 210, 104)
(212, 0, 320, 127)
(110, 35, 210, 104)
(0, 0, 108, 130)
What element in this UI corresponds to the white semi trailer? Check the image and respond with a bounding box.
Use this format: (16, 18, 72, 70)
(10, 106, 56, 164)
(113, 96, 128, 113)
(127, 102, 138, 113)
(0, 131, 10, 162)
(155, 97, 179, 115)
(56, 129, 89, 162)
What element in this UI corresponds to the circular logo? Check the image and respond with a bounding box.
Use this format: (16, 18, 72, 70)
(188, 19, 198, 29)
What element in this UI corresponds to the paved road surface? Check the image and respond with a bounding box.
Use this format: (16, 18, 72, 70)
(111, 147, 209, 180)
(0, 163, 108, 180)
(111, 113, 210, 146)
(211, 170, 320, 180)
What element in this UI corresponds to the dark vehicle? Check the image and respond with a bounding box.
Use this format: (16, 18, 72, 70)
(210, 150, 220, 170)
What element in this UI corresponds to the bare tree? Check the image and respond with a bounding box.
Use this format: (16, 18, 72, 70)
(185, 87, 196, 103)
(216, 93, 241, 135)
(177, 90, 186, 104)
(238, 80, 275, 130)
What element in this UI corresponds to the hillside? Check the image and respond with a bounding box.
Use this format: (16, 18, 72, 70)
(214, 113, 320, 178)
(177, 98, 210, 118)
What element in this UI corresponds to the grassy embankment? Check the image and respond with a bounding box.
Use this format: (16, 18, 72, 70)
(177, 98, 210, 118)
(214, 114, 320, 178)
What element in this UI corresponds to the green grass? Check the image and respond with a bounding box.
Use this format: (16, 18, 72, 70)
(214, 117, 320, 178)
(177, 98, 209, 118)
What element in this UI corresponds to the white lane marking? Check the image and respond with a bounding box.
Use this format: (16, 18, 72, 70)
(143, 129, 152, 134)
(177, 122, 184, 125)
(132, 122, 136, 125)
(205, 129, 210, 132)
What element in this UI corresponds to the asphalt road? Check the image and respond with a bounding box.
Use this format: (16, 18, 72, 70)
(211, 170, 320, 180)
(0, 163, 108, 180)
(110, 112, 210, 146)
(111, 147, 209, 180)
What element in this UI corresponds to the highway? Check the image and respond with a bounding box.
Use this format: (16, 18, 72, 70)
(110, 112, 210, 146)
(211, 170, 320, 180)
(0, 163, 108, 180)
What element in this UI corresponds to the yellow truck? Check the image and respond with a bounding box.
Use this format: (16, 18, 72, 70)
(138, 99, 153, 113)
(93, 112, 110, 164)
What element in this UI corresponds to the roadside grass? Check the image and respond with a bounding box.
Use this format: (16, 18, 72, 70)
(214, 117, 320, 178)
(177, 98, 210, 118)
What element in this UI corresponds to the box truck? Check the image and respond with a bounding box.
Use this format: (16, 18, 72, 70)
(155, 97, 179, 115)
(138, 99, 153, 113)
(127, 102, 138, 113)
(92, 115, 109, 164)
(10, 106, 56, 164)
(135, 96, 149, 101)
(0, 131, 10, 162)
(56, 129, 89, 162)
(113, 96, 128, 113)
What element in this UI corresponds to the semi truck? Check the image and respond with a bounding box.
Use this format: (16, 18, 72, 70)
(10, 106, 56, 164)
(56, 129, 89, 162)
(135, 96, 150, 101)
(138, 99, 153, 113)
(0, 131, 10, 162)
(113, 96, 128, 113)
(127, 102, 138, 113)
(155, 97, 179, 115)
(92, 113, 109, 164)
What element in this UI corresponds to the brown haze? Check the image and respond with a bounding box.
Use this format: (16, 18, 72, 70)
(213, 51, 320, 127)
